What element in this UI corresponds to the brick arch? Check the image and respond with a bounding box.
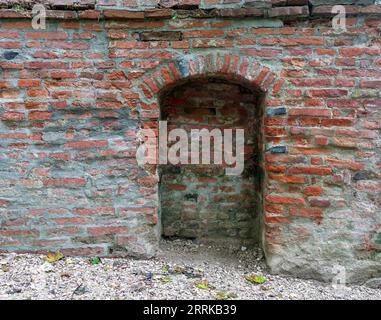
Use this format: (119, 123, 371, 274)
(136, 51, 284, 247)
(136, 52, 286, 257)
(137, 52, 282, 111)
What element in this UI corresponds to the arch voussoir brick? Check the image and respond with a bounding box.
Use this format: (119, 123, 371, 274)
(138, 52, 280, 103)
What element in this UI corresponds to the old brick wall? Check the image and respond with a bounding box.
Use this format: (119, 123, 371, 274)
(0, 0, 380, 282)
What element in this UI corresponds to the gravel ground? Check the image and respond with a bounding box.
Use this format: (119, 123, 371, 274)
(0, 239, 380, 300)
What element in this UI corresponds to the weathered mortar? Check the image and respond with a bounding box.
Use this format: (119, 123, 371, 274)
(0, 0, 380, 283)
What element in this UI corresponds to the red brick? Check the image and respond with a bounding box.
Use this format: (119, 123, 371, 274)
(0, 31, 20, 38)
(360, 80, 381, 89)
(289, 208, 323, 218)
(266, 195, 305, 205)
(0, 81, 11, 89)
(315, 136, 328, 146)
(166, 184, 187, 191)
(265, 204, 285, 214)
(54, 217, 91, 225)
(137, 177, 159, 186)
(64, 140, 108, 149)
(49, 153, 71, 161)
(290, 79, 331, 87)
(288, 166, 332, 175)
(0, 199, 10, 207)
(289, 108, 330, 117)
(321, 119, 354, 127)
(0, 229, 39, 237)
(340, 47, 380, 57)
(0, 112, 25, 121)
(18, 79, 41, 87)
(306, 89, 348, 98)
(43, 178, 86, 187)
(28, 112, 52, 121)
(269, 174, 306, 184)
(26, 32, 68, 40)
(74, 207, 115, 215)
(326, 158, 364, 171)
(303, 186, 323, 196)
(0, 41, 21, 49)
(309, 198, 330, 208)
(280, 38, 324, 46)
(103, 10, 145, 19)
(88, 226, 129, 236)
(265, 216, 291, 224)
